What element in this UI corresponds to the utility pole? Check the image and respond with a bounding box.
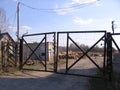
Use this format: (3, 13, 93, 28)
(112, 21, 115, 34)
(17, 2, 20, 41)
(17, 2, 20, 66)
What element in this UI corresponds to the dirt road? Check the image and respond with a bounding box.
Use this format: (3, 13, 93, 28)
(0, 57, 104, 90)
(0, 71, 91, 90)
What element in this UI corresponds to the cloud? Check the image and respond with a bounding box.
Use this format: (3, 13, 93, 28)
(54, 0, 99, 15)
(20, 25, 32, 30)
(71, 0, 98, 4)
(73, 17, 93, 25)
(8, 25, 32, 31)
(12, 0, 18, 2)
(13, 0, 24, 2)
(54, 4, 74, 15)
(8, 26, 16, 31)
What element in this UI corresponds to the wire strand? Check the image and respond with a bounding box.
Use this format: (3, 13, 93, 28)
(19, 1, 99, 12)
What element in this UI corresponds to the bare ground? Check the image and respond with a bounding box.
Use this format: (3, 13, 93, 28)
(0, 71, 91, 90)
(0, 57, 104, 90)
(112, 53, 120, 90)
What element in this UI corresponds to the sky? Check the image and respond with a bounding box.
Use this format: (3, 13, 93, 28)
(0, 0, 120, 41)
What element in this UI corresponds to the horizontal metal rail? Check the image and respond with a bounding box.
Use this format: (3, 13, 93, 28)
(57, 30, 106, 34)
(22, 32, 55, 37)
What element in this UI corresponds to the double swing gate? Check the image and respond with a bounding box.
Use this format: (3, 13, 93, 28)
(19, 31, 115, 79)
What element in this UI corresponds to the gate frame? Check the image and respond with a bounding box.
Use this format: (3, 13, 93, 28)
(19, 32, 56, 72)
(56, 31, 107, 78)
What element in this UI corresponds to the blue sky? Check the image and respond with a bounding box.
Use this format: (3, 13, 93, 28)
(0, 0, 120, 40)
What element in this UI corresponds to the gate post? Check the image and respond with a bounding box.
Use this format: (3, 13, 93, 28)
(106, 32, 113, 81)
(19, 38, 23, 70)
(53, 32, 57, 72)
(55, 32, 59, 73)
(66, 33, 69, 73)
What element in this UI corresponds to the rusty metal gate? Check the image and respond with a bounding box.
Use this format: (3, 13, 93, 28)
(56, 31, 108, 78)
(19, 32, 56, 72)
(19, 31, 113, 79)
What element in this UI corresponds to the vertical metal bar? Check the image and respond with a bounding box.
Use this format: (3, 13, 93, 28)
(106, 32, 113, 81)
(56, 32, 59, 73)
(112, 21, 115, 34)
(19, 38, 23, 70)
(53, 32, 57, 72)
(103, 32, 107, 75)
(45, 34, 47, 71)
(66, 33, 69, 73)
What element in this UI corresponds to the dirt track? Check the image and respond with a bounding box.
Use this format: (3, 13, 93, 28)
(0, 71, 91, 90)
(0, 57, 104, 90)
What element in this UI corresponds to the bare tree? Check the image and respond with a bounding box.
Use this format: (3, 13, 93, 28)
(0, 8, 8, 33)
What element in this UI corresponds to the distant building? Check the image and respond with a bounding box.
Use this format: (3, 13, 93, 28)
(23, 42, 54, 61)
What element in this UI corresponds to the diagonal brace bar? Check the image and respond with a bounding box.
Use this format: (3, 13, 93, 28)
(22, 37, 45, 67)
(67, 35, 105, 72)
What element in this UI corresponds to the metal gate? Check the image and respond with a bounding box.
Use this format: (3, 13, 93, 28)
(56, 31, 107, 78)
(19, 31, 113, 79)
(19, 32, 56, 72)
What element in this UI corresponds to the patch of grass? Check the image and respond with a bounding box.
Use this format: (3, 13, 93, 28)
(23, 61, 55, 70)
(57, 59, 66, 65)
(22, 60, 67, 70)
(0, 66, 19, 76)
(23, 63, 45, 70)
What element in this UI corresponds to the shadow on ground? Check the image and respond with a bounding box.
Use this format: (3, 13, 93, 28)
(0, 67, 103, 90)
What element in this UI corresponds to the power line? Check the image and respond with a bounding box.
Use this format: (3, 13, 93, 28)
(19, 1, 99, 12)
